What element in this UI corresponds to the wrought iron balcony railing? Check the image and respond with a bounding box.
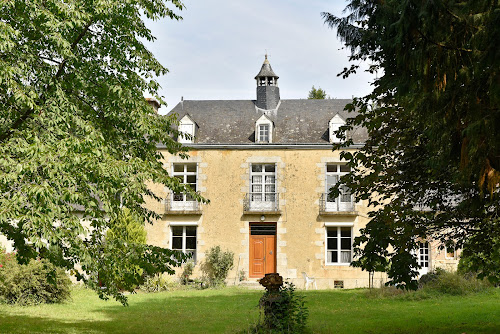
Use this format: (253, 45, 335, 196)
(165, 193, 202, 213)
(243, 193, 280, 213)
(319, 193, 355, 214)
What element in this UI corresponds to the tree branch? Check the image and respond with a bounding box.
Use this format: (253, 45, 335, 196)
(416, 29, 473, 52)
(0, 22, 93, 144)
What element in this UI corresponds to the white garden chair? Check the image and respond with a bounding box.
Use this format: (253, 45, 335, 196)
(302, 272, 317, 290)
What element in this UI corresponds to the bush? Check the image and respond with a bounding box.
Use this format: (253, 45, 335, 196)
(180, 261, 195, 285)
(366, 269, 492, 301)
(253, 282, 308, 333)
(202, 246, 234, 287)
(139, 274, 175, 293)
(419, 269, 491, 296)
(0, 250, 71, 305)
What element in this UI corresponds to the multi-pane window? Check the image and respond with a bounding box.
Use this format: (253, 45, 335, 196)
(259, 124, 270, 142)
(418, 242, 429, 268)
(172, 163, 197, 202)
(326, 227, 352, 264)
(325, 164, 352, 211)
(250, 164, 276, 202)
(171, 226, 197, 262)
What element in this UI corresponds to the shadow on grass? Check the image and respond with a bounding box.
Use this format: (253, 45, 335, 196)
(1, 290, 262, 334)
(1, 289, 500, 334)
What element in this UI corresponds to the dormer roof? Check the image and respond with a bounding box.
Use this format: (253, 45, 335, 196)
(256, 114, 273, 124)
(179, 113, 198, 127)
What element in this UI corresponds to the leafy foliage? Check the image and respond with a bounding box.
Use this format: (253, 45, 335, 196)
(0, 249, 71, 305)
(102, 208, 147, 291)
(307, 85, 327, 99)
(180, 261, 195, 285)
(0, 0, 201, 304)
(254, 282, 308, 333)
(107, 207, 147, 245)
(418, 269, 492, 296)
(139, 273, 175, 293)
(323, 1, 500, 288)
(202, 246, 234, 287)
(458, 239, 500, 285)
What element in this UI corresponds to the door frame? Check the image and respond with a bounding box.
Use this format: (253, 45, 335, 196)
(249, 222, 277, 278)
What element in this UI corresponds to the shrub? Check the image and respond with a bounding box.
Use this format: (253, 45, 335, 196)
(419, 269, 491, 296)
(203, 246, 234, 287)
(254, 282, 308, 333)
(366, 269, 492, 301)
(139, 274, 175, 293)
(180, 261, 195, 285)
(0, 251, 71, 305)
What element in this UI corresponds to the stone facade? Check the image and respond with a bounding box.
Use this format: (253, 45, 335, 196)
(142, 56, 461, 289)
(146, 148, 388, 288)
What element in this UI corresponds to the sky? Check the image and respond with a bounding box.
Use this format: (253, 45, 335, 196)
(144, 0, 375, 113)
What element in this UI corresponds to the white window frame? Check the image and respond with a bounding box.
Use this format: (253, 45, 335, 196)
(178, 115, 196, 143)
(325, 226, 353, 266)
(415, 241, 430, 276)
(171, 225, 197, 262)
(249, 163, 277, 211)
(325, 163, 353, 211)
(259, 124, 270, 142)
(329, 114, 346, 143)
(255, 115, 273, 143)
(171, 163, 198, 211)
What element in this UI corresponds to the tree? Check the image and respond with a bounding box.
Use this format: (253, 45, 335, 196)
(322, 1, 500, 288)
(104, 208, 147, 291)
(307, 85, 328, 99)
(0, 0, 202, 304)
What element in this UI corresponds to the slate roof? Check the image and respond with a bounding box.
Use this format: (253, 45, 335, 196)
(168, 99, 368, 145)
(255, 56, 279, 79)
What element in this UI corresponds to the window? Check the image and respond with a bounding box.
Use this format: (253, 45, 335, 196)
(418, 242, 429, 268)
(178, 115, 196, 143)
(171, 163, 197, 210)
(445, 244, 456, 259)
(326, 226, 352, 264)
(255, 115, 273, 143)
(325, 164, 353, 211)
(329, 114, 346, 143)
(248, 164, 277, 211)
(171, 226, 197, 262)
(259, 124, 269, 142)
(251, 164, 276, 202)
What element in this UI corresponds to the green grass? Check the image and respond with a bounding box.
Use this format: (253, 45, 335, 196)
(0, 287, 499, 333)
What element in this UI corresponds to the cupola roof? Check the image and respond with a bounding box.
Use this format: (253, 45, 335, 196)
(255, 55, 279, 79)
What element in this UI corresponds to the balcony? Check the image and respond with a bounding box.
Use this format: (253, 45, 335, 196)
(319, 193, 356, 215)
(243, 193, 280, 214)
(165, 193, 202, 214)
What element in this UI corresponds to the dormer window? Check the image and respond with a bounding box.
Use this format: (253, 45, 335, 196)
(259, 124, 269, 142)
(178, 115, 196, 144)
(255, 114, 273, 143)
(329, 114, 346, 143)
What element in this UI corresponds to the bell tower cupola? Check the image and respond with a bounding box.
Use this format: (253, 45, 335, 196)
(255, 54, 280, 110)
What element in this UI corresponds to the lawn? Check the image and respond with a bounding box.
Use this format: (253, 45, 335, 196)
(0, 287, 499, 333)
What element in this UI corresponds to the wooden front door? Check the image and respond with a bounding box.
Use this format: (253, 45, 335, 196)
(249, 224, 276, 278)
